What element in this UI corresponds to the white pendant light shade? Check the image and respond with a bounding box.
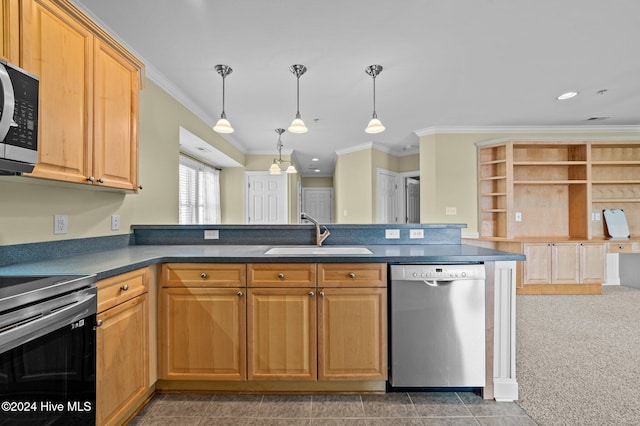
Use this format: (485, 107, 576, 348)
(213, 117, 234, 133)
(286, 164, 297, 174)
(269, 161, 281, 175)
(288, 65, 308, 134)
(365, 64, 385, 134)
(288, 116, 308, 134)
(365, 117, 385, 134)
(213, 64, 234, 134)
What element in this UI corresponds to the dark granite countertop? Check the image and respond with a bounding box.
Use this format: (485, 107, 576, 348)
(0, 243, 525, 280)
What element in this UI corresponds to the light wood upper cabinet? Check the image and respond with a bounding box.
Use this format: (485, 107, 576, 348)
(20, 0, 143, 190)
(93, 38, 139, 190)
(96, 267, 150, 426)
(1, 0, 21, 63)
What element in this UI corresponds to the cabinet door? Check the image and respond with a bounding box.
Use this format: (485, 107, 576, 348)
(552, 243, 580, 284)
(23, 0, 93, 184)
(318, 287, 387, 380)
(159, 287, 246, 381)
(1, 0, 21, 63)
(96, 294, 148, 426)
(92, 38, 139, 190)
(523, 243, 552, 284)
(579, 243, 606, 284)
(247, 287, 317, 380)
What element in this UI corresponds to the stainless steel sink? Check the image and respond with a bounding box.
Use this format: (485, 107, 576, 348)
(264, 246, 372, 255)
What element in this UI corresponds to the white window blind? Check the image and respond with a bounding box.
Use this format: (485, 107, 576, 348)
(179, 154, 221, 224)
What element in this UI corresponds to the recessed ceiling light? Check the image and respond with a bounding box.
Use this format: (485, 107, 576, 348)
(314, 169, 320, 173)
(311, 158, 319, 162)
(556, 91, 578, 100)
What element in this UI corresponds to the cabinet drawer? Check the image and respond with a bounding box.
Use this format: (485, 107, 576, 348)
(98, 267, 149, 313)
(318, 263, 387, 287)
(248, 263, 316, 287)
(607, 243, 635, 253)
(162, 263, 246, 287)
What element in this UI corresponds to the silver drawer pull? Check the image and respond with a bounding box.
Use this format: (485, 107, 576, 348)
(95, 320, 103, 328)
(120, 284, 129, 291)
(201, 272, 208, 279)
(237, 291, 243, 297)
(278, 273, 285, 280)
(349, 272, 356, 279)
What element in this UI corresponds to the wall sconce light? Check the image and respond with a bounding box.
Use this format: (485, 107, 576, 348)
(288, 64, 308, 134)
(213, 64, 234, 133)
(365, 64, 385, 134)
(269, 128, 297, 175)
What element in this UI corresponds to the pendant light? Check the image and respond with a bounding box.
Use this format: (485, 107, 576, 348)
(365, 64, 385, 134)
(269, 128, 297, 175)
(213, 64, 234, 133)
(288, 64, 308, 134)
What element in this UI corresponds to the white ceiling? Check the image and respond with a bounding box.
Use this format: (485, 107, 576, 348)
(72, 0, 640, 176)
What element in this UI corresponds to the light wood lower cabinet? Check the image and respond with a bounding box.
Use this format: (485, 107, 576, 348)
(159, 262, 388, 387)
(159, 287, 246, 380)
(247, 287, 317, 380)
(159, 264, 246, 381)
(96, 268, 149, 426)
(317, 263, 387, 381)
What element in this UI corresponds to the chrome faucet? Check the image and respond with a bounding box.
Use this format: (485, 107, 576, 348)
(301, 213, 330, 246)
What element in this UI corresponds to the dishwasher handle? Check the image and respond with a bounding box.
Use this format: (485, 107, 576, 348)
(423, 279, 452, 287)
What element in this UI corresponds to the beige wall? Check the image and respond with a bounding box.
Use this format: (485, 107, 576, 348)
(334, 149, 373, 223)
(0, 79, 246, 245)
(301, 176, 333, 188)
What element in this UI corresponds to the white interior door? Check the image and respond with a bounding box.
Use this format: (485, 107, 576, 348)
(377, 169, 399, 223)
(246, 172, 287, 224)
(406, 177, 420, 223)
(302, 188, 333, 223)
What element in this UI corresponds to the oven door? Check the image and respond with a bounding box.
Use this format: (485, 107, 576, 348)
(0, 286, 97, 425)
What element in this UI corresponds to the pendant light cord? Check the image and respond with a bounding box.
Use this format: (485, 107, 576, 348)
(372, 75, 377, 118)
(221, 74, 227, 118)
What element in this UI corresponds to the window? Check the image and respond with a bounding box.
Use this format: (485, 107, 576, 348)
(179, 154, 221, 224)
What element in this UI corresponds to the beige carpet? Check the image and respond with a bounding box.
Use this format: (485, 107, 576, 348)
(516, 286, 640, 425)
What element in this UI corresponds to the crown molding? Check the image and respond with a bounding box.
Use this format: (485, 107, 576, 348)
(415, 125, 640, 137)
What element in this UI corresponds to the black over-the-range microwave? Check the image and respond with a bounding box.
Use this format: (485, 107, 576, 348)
(0, 59, 39, 175)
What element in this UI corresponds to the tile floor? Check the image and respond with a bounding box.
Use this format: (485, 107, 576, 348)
(128, 392, 537, 425)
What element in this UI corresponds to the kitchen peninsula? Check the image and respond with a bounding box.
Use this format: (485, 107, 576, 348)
(0, 223, 524, 425)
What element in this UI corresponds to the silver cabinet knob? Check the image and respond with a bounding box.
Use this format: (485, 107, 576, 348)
(237, 291, 243, 297)
(97, 178, 105, 183)
(138, 185, 143, 190)
(309, 291, 315, 297)
(95, 319, 103, 327)
(278, 273, 285, 280)
(201, 272, 207, 279)
(349, 272, 356, 279)
(319, 291, 325, 297)
(87, 176, 95, 182)
(120, 284, 129, 291)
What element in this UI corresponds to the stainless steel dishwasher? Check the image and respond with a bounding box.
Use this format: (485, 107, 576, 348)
(389, 264, 486, 388)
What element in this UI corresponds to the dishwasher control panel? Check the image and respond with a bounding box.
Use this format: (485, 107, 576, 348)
(390, 264, 486, 281)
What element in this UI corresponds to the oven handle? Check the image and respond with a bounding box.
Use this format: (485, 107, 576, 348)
(0, 291, 97, 355)
(0, 62, 16, 141)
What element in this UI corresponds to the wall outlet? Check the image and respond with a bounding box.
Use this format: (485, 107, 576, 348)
(385, 229, 400, 239)
(54, 215, 68, 234)
(204, 230, 220, 239)
(445, 207, 457, 216)
(515, 212, 522, 222)
(409, 229, 424, 239)
(111, 215, 120, 231)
